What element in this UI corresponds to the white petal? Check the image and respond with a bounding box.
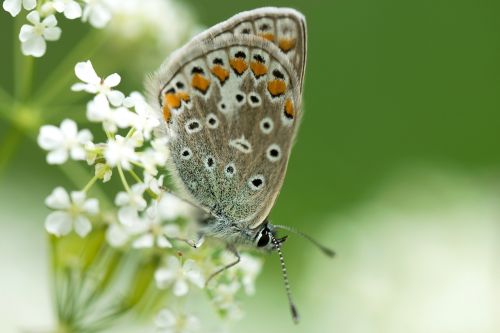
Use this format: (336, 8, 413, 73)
(74, 216, 92, 237)
(114, 191, 129, 206)
(47, 148, 68, 164)
(106, 224, 130, 247)
(42, 14, 57, 28)
(52, 1, 65, 12)
(21, 35, 46, 57)
(70, 82, 90, 92)
(22, 0, 36, 10)
(173, 279, 189, 296)
(63, 1, 81, 19)
(132, 234, 154, 248)
(70, 191, 85, 205)
(3, 0, 21, 17)
(26, 10, 40, 24)
(117, 206, 139, 226)
(154, 267, 175, 288)
(43, 26, 62, 41)
(156, 235, 172, 248)
(167, 254, 181, 266)
(103, 73, 121, 87)
(60, 119, 77, 137)
(74, 60, 100, 85)
(45, 187, 70, 209)
(45, 211, 72, 236)
(155, 309, 176, 328)
(82, 198, 99, 215)
(184, 260, 204, 288)
(106, 90, 124, 107)
(88, 4, 111, 28)
(18, 24, 34, 42)
(77, 128, 93, 144)
(37, 124, 63, 150)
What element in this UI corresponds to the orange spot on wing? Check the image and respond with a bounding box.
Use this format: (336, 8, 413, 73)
(177, 92, 190, 102)
(260, 33, 275, 42)
(250, 61, 268, 78)
(284, 98, 295, 119)
(165, 92, 181, 109)
(267, 79, 286, 97)
(229, 58, 248, 75)
(191, 74, 211, 93)
(162, 105, 171, 123)
(278, 38, 297, 53)
(211, 65, 229, 84)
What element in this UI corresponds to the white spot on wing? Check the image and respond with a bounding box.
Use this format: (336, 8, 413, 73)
(266, 144, 282, 162)
(260, 117, 274, 134)
(229, 135, 252, 154)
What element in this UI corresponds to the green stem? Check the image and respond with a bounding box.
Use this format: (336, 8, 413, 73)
(117, 165, 131, 192)
(128, 168, 142, 184)
(33, 30, 108, 107)
(81, 173, 99, 193)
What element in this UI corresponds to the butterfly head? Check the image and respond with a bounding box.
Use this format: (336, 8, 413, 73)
(254, 221, 287, 251)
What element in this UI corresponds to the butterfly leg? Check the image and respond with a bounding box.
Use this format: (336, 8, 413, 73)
(205, 244, 240, 287)
(171, 235, 205, 248)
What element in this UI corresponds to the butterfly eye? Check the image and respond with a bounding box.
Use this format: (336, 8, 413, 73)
(257, 230, 270, 247)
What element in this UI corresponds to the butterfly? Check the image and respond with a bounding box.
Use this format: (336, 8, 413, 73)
(148, 7, 333, 323)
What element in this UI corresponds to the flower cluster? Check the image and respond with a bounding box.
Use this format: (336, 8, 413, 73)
(4, 0, 114, 58)
(37, 61, 263, 333)
(4, 0, 199, 58)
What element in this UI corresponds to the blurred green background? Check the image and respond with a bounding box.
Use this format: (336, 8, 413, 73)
(1, 0, 500, 332)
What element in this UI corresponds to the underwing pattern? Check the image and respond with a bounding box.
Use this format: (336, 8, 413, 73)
(148, 7, 306, 231)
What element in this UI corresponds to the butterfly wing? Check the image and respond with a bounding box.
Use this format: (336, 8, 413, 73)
(148, 8, 306, 229)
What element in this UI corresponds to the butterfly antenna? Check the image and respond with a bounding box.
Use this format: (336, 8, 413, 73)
(271, 235, 300, 324)
(273, 224, 335, 258)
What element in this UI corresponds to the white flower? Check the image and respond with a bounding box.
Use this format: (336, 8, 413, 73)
(155, 256, 204, 296)
(19, 11, 61, 57)
(72, 61, 124, 106)
(157, 193, 195, 221)
(3, 0, 35, 17)
(212, 282, 243, 320)
(86, 94, 135, 132)
(95, 163, 112, 182)
(123, 92, 160, 140)
(104, 134, 140, 170)
(115, 183, 147, 226)
(138, 137, 169, 176)
(236, 254, 262, 295)
(52, 0, 82, 19)
(45, 187, 99, 237)
(144, 173, 164, 196)
(38, 119, 93, 164)
(131, 202, 180, 249)
(106, 222, 130, 247)
(155, 308, 200, 333)
(81, 0, 111, 28)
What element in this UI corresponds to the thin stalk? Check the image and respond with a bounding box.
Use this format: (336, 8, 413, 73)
(117, 165, 131, 192)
